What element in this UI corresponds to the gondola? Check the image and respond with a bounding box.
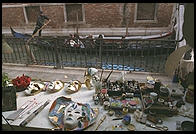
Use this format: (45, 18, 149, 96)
(10, 27, 54, 48)
(10, 26, 31, 40)
(10, 27, 176, 56)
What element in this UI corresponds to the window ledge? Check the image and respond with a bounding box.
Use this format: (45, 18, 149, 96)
(134, 19, 158, 23)
(65, 21, 86, 25)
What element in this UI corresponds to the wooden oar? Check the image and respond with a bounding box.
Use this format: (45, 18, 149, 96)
(25, 20, 51, 64)
(27, 19, 51, 43)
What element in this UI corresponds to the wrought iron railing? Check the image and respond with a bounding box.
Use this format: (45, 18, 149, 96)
(2, 36, 176, 73)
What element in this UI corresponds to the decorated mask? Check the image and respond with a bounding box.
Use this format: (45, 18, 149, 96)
(65, 80, 82, 94)
(48, 96, 99, 131)
(24, 81, 44, 96)
(63, 103, 83, 130)
(46, 80, 64, 93)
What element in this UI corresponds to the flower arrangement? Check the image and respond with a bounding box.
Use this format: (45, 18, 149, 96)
(12, 74, 31, 91)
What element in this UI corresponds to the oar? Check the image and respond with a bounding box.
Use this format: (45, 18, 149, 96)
(25, 20, 51, 64)
(27, 19, 51, 43)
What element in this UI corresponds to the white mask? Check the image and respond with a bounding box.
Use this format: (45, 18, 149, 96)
(47, 80, 64, 92)
(64, 103, 83, 130)
(25, 82, 44, 95)
(48, 97, 99, 131)
(66, 80, 82, 93)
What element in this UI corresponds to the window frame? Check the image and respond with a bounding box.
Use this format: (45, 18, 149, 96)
(63, 3, 85, 24)
(134, 3, 158, 23)
(23, 5, 42, 24)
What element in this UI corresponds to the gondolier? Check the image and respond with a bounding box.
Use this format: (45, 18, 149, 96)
(32, 11, 50, 36)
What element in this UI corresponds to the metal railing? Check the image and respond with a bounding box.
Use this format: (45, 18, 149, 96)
(2, 36, 176, 73)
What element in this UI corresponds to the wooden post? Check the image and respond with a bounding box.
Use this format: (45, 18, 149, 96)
(76, 12, 79, 35)
(99, 38, 102, 67)
(54, 36, 61, 69)
(126, 17, 129, 36)
(24, 44, 36, 64)
(124, 3, 129, 37)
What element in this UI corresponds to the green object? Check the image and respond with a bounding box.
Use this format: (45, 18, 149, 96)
(2, 86, 17, 112)
(2, 73, 10, 88)
(2, 73, 17, 112)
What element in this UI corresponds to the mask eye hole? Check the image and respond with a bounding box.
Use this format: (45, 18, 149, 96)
(82, 112, 86, 116)
(34, 84, 40, 89)
(67, 110, 71, 112)
(77, 116, 83, 120)
(75, 111, 80, 114)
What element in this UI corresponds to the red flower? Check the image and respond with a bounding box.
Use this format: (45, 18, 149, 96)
(12, 74, 31, 89)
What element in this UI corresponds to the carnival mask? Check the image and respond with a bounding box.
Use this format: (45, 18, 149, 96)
(65, 80, 82, 94)
(63, 103, 84, 130)
(24, 81, 44, 96)
(48, 96, 99, 131)
(46, 80, 64, 93)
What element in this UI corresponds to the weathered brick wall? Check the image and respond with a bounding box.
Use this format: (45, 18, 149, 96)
(2, 3, 174, 29)
(156, 3, 174, 27)
(84, 3, 174, 28)
(123, 3, 174, 27)
(84, 3, 123, 28)
(2, 7, 25, 27)
(41, 5, 65, 28)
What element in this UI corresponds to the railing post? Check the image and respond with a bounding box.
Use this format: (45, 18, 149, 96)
(99, 38, 103, 68)
(54, 36, 61, 69)
(25, 40, 36, 65)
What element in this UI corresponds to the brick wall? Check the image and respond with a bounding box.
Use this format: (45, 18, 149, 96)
(42, 5, 65, 28)
(2, 3, 174, 28)
(85, 3, 123, 28)
(128, 3, 174, 27)
(2, 7, 25, 27)
(2, 3, 175, 36)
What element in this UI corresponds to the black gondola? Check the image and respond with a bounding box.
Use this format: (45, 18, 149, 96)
(10, 27, 176, 56)
(10, 27, 54, 48)
(10, 26, 31, 40)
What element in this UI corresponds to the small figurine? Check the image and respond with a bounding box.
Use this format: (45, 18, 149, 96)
(103, 101, 110, 110)
(84, 68, 101, 92)
(93, 94, 99, 105)
(122, 114, 131, 125)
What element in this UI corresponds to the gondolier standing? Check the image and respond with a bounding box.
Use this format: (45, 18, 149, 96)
(32, 11, 50, 36)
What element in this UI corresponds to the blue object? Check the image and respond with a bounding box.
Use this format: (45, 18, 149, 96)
(118, 67, 123, 70)
(102, 64, 144, 72)
(129, 68, 134, 71)
(113, 64, 118, 70)
(123, 66, 129, 71)
(107, 65, 112, 70)
(172, 73, 179, 83)
(122, 115, 131, 125)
